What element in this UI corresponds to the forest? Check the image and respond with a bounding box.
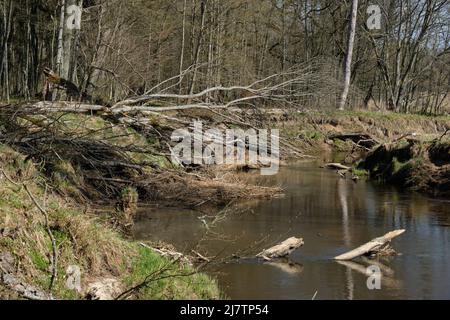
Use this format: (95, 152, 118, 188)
(1, 0, 450, 302)
(1, 0, 449, 113)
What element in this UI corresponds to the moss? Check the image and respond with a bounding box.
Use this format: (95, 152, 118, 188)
(391, 157, 408, 175)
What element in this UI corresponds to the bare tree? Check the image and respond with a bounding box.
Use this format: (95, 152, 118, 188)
(339, 0, 359, 111)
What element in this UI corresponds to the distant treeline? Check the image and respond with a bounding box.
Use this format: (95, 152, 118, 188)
(0, 0, 449, 113)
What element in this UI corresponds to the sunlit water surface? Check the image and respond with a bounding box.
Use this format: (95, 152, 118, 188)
(133, 162, 450, 300)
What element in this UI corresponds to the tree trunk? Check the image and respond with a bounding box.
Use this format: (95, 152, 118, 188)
(257, 237, 304, 260)
(338, 0, 358, 111)
(334, 230, 405, 261)
(56, 0, 66, 76)
(188, 0, 207, 97)
(179, 0, 187, 94)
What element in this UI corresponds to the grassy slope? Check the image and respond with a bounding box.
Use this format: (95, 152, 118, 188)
(283, 110, 450, 136)
(0, 144, 219, 300)
(280, 110, 450, 154)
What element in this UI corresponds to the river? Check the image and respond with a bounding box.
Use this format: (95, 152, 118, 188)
(133, 162, 450, 300)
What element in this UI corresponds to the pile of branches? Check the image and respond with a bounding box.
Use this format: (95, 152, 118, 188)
(0, 103, 281, 207)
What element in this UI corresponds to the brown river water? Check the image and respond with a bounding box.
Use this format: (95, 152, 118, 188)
(133, 161, 450, 300)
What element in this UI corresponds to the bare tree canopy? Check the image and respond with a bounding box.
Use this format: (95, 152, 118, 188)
(0, 0, 448, 114)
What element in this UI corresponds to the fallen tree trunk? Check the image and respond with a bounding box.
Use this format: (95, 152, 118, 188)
(325, 163, 351, 171)
(334, 229, 405, 261)
(20, 101, 106, 114)
(257, 237, 304, 261)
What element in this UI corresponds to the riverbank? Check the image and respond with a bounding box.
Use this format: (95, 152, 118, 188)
(1, 104, 449, 299)
(281, 110, 450, 196)
(357, 138, 450, 196)
(0, 144, 220, 299)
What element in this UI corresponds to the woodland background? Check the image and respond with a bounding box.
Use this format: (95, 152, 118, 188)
(1, 0, 449, 114)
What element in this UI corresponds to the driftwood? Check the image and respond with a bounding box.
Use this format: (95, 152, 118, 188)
(334, 230, 405, 261)
(325, 163, 351, 171)
(21, 101, 106, 114)
(257, 237, 304, 261)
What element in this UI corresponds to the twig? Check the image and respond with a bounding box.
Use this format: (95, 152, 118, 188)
(439, 128, 450, 141)
(191, 250, 211, 263)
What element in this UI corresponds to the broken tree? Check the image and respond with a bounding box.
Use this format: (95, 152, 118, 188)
(334, 229, 405, 261)
(257, 237, 304, 261)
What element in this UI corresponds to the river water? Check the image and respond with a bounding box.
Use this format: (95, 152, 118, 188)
(133, 162, 450, 300)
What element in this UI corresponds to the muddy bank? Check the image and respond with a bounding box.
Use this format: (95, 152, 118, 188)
(279, 110, 450, 159)
(357, 138, 450, 196)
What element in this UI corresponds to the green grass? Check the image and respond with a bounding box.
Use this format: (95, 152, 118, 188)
(30, 249, 50, 271)
(125, 247, 220, 300)
(0, 144, 220, 300)
(352, 168, 369, 177)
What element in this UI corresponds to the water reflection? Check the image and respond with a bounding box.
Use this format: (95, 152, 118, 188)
(133, 162, 450, 300)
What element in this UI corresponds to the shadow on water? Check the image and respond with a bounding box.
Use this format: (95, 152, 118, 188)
(133, 161, 450, 300)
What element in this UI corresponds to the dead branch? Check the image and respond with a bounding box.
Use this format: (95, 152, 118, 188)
(325, 163, 351, 171)
(439, 128, 450, 141)
(111, 65, 322, 112)
(139, 242, 192, 266)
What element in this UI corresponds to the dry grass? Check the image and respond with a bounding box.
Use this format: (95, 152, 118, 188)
(0, 145, 219, 299)
(137, 169, 282, 208)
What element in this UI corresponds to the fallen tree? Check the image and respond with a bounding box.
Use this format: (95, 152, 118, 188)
(325, 163, 351, 171)
(257, 237, 304, 261)
(334, 230, 405, 261)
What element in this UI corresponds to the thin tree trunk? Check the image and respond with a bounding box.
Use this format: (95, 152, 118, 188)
(62, 0, 77, 81)
(339, 0, 358, 111)
(188, 0, 207, 97)
(1, 0, 13, 101)
(179, 0, 187, 94)
(56, 0, 66, 75)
